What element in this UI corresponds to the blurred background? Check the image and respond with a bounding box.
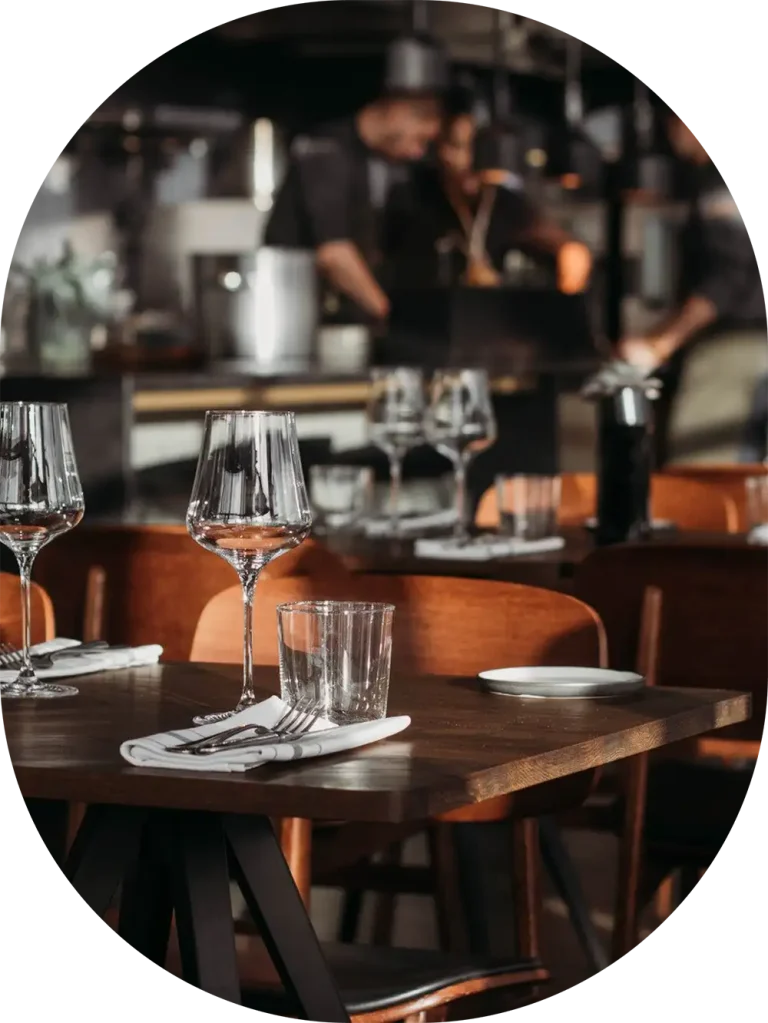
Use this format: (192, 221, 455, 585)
(1, 1, 764, 520)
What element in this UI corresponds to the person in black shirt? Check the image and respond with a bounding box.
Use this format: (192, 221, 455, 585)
(264, 94, 442, 323)
(618, 111, 767, 462)
(384, 105, 592, 294)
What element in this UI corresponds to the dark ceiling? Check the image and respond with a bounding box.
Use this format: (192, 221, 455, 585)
(96, 2, 636, 129)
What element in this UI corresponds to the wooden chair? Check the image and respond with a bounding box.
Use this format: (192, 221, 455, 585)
(663, 463, 768, 531)
(573, 542, 767, 954)
(476, 472, 740, 533)
(191, 573, 608, 1016)
(0, 572, 56, 646)
(32, 524, 345, 661)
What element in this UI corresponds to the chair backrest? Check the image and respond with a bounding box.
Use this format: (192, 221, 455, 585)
(191, 572, 607, 675)
(663, 463, 768, 531)
(32, 524, 349, 661)
(476, 472, 739, 533)
(0, 572, 56, 646)
(575, 542, 768, 742)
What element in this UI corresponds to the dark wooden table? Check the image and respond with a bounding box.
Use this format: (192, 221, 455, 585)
(3, 663, 750, 1020)
(322, 529, 753, 590)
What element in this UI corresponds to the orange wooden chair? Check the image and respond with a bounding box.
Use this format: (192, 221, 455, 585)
(663, 463, 768, 531)
(574, 541, 767, 953)
(0, 572, 56, 646)
(191, 573, 609, 1014)
(476, 472, 740, 533)
(33, 524, 346, 660)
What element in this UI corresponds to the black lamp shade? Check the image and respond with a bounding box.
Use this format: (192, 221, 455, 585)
(474, 122, 524, 177)
(384, 34, 448, 93)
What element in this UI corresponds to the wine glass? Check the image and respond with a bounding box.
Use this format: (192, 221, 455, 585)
(187, 411, 312, 723)
(0, 403, 84, 698)
(367, 368, 425, 535)
(425, 369, 497, 541)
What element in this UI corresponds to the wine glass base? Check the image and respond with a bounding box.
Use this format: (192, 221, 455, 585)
(0, 681, 79, 699)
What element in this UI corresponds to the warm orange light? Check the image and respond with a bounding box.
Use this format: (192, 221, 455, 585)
(560, 172, 581, 190)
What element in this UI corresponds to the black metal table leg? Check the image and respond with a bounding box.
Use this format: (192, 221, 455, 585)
(118, 812, 174, 966)
(64, 804, 146, 916)
(538, 816, 609, 974)
(25, 798, 70, 865)
(170, 811, 241, 1005)
(225, 813, 350, 1023)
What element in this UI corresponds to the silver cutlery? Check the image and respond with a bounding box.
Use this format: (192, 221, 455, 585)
(0, 641, 114, 669)
(184, 725, 334, 757)
(166, 697, 323, 755)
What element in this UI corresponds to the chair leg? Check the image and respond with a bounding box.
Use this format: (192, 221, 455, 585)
(403, 1009, 448, 1023)
(653, 874, 675, 923)
(338, 886, 365, 943)
(538, 816, 609, 974)
(279, 818, 313, 907)
(512, 819, 541, 962)
(611, 752, 649, 962)
(427, 822, 466, 953)
(371, 842, 402, 945)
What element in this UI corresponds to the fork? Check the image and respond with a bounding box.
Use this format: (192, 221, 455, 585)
(0, 641, 112, 670)
(166, 695, 322, 754)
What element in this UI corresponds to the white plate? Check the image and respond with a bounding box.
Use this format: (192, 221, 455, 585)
(478, 666, 645, 700)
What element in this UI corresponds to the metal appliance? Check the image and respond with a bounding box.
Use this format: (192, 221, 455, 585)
(193, 248, 318, 369)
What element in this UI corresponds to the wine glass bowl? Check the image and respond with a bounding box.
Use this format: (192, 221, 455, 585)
(0, 402, 85, 698)
(366, 368, 425, 535)
(187, 410, 312, 722)
(426, 370, 497, 540)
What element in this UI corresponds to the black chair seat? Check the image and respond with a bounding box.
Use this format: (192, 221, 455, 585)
(242, 943, 545, 1016)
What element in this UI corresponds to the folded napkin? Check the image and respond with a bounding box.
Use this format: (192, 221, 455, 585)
(0, 638, 163, 683)
(748, 524, 768, 545)
(120, 695, 411, 773)
(414, 535, 565, 562)
(364, 508, 458, 538)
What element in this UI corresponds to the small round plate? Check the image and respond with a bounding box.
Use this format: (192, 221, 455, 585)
(478, 666, 645, 700)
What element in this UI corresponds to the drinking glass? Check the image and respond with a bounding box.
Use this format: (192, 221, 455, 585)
(496, 475, 562, 540)
(309, 465, 373, 533)
(426, 369, 497, 540)
(0, 402, 84, 698)
(367, 368, 425, 535)
(277, 600, 394, 724)
(745, 475, 768, 528)
(187, 411, 312, 723)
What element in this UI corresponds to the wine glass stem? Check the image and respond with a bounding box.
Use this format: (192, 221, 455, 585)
(17, 551, 35, 677)
(238, 563, 261, 711)
(454, 459, 468, 540)
(388, 455, 403, 533)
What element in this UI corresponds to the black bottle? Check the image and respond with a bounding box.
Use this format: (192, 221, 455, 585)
(595, 383, 659, 546)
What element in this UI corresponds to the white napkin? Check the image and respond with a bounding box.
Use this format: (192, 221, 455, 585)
(748, 524, 768, 545)
(120, 695, 411, 773)
(414, 535, 565, 561)
(0, 638, 163, 683)
(364, 508, 458, 538)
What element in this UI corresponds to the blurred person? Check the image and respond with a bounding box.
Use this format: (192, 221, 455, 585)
(618, 110, 767, 463)
(264, 92, 443, 323)
(384, 93, 592, 294)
